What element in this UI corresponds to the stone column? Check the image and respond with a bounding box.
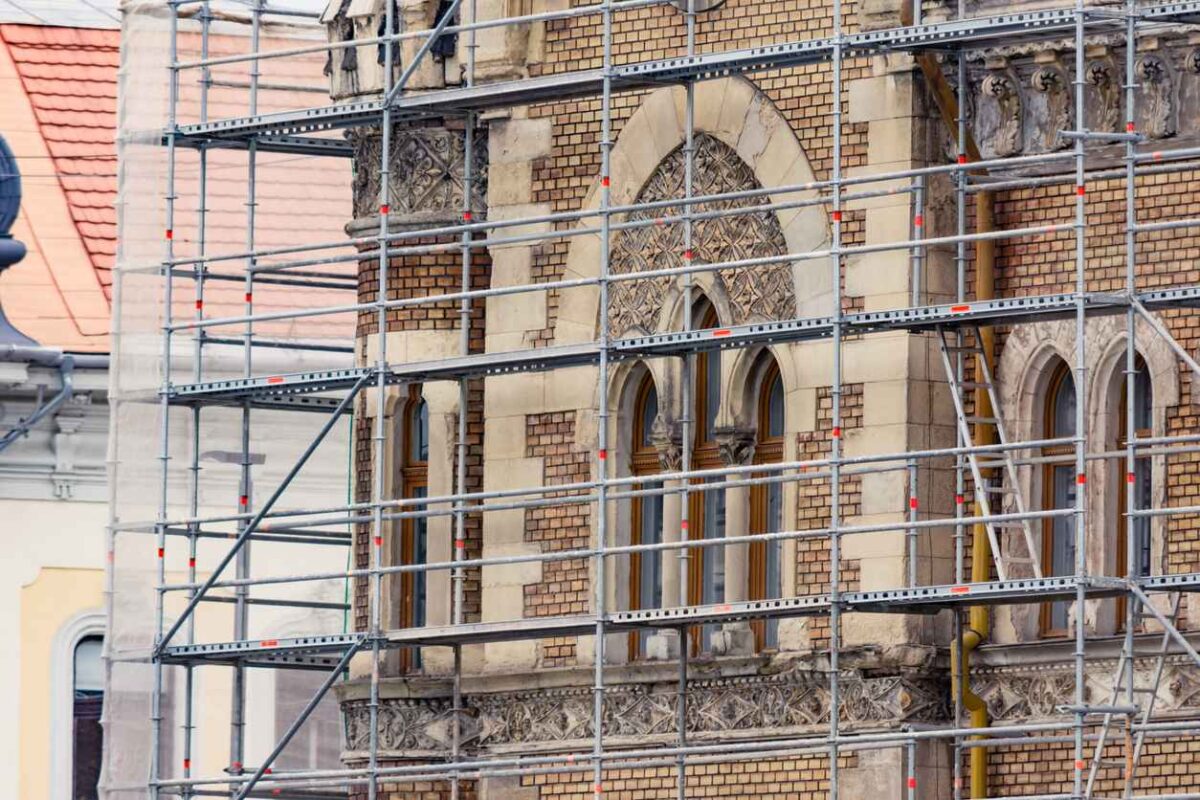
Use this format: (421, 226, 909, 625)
(713, 426, 756, 656)
(651, 418, 683, 609)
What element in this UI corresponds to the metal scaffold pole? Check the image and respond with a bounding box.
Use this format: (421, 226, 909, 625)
(125, 2, 1200, 799)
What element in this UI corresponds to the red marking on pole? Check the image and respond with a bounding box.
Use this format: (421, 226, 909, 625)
(600, 176, 610, 188)
(950, 304, 971, 314)
(455, 539, 466, 550)
(1077, 473, 1087, 485)
(955, 494, 964, 505)
(373, 536, 382, 547)
(157, 547, 164, 559)
(950, 585, 970, 594)
(1076, 185, 1086, 196)
(195, 299, 203, 310)
(908, 777, 917, 789)
(188, 557, 196, 568)
(910, 497, 919, 510)
(1153, 151, 1163, 161)
(233, 762, 243, 771)
(594, 785, 603, 795)
(598, 449, 608, 460)
(166, 229, 173, 240)
(957, 155, 967, 165)
(831, 426, 841, 439)
(683, 249, 694, 261)
(655, 217, 665, 226)
(1127, 122, 1136, 133)
(463, 210, 473, 222)
(831, 210, 842, 222)
(183, 758, 191, 770)
(1075, 760, 1086, 771)
(106, 551, 114, 563)
(260, 639, 278, 648)
(914, 214, 924, 228)
(266, 376, 284, 384)
(713, 328, 732, 337)
(380, 204, 390, 215)
(1128, 472, 1136, 484)
(566, 753, 576, 763)
(681, 519, 689, 531)
(717, 604, 732, 612)
(265, 768, 272, 775)
(239, 495, 248, 507)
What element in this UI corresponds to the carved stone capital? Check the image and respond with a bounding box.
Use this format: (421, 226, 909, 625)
(713, 426, 756, 467)
(649, 414, 683, 472)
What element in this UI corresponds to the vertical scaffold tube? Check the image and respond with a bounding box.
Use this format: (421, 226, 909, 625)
(828, 1, 844, 796)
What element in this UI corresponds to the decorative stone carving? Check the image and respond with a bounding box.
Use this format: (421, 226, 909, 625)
(1135, 55, 1175, 139)
(1084, 59, 1121, 134)
(342, 670, 947, 752)
(349, 126, 487, 222)
(1028, 64, 1071, 151)
(650, 414, 683, 472)
(976, 72, 1022, 158)
(714, 426, 757, 467)
(608, 134, 794, 338)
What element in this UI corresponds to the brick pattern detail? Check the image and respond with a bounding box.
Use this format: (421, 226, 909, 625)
(525, 411, 593, 665)
(523, 754, 857, 799)
(795, 384, 864, 648)
(350, 774, 477, 800)
(975, 735, 1200, 797)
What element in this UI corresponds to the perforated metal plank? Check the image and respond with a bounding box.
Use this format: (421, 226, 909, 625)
(161, 632, 363, 666)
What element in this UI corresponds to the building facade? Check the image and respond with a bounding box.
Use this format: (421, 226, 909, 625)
(324, 0, 1200, 797)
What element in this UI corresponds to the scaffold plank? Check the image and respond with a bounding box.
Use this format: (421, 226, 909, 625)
(159, 573, 1200, 665)
(166, 288, 1200, 407)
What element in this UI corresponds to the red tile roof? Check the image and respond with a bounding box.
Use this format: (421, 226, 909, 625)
(1, 24, 119, 294)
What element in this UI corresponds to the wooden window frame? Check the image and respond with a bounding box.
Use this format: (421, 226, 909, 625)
(1040, 361, 1075, 638)
(749, 360, 783, 652)
(687, 302, 724, 655)
(629, 372, 662, 658)
(398, 383, 428, 672)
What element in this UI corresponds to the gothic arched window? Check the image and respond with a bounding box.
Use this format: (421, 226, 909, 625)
(689, 297, 726, 655)
(749, 358, 785, 650)
(629, 371, 664, 657)
(398, 384, 428, 671)
(608, 134, 794, 338)
(1041, 360, 1076, 637)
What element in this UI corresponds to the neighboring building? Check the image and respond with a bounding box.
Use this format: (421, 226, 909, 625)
(318, 0, 1200, 798)
(1, 3, 352, 798)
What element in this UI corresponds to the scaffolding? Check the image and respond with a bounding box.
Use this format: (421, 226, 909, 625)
(103, 0, 1200, 798)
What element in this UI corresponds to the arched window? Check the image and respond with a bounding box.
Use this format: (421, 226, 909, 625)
(72, 635, 104, 800)
(1041, 360, 1076, 637)
(398, 384, 428, 670)
(749, 358, 785, 650)
(689, 297, 726, 654)
(1116, 355, 1153, 628)
(629, 372, 663, 657)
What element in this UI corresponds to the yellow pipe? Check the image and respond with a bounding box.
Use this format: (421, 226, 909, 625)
(906, 29, 995, 797)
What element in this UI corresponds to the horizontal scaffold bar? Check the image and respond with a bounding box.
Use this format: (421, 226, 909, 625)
(163, 286, 1200, 408)
(164, 1, 1200, 151)
(158, 572, 1200, 666)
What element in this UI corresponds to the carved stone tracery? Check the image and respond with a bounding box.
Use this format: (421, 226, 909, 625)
(349, 126, 487, 222)
(608, 134, 795, 338)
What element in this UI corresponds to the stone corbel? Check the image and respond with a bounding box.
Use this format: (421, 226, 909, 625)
(1029, 59, 1070, 151)
(1135, 54, 1176, 139)
(977, 67, 1022, 158)
(1084, 58, 1120, 134)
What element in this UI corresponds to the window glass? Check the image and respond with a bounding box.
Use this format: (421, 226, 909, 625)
(73, 636, 104, 800)
(767, 372, 784, 437)
(700, 479, 726, 651)
(641, 384, 658, 449)
(1048, 465, 1077, 631)
(1052, 370, 1076, 436)
(705, 348, 721, 440)
(409, 397, 428, 463)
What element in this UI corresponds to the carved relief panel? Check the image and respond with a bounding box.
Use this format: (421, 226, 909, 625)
(608, 134, 795, 338)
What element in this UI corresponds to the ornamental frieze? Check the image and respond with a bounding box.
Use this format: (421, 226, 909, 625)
(342, 669, 947, 753)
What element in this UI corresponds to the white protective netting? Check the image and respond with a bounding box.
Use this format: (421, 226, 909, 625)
(105, 2, 355, 796)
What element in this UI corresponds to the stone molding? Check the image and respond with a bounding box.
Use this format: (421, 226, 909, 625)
(341, 666, 947, 754)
